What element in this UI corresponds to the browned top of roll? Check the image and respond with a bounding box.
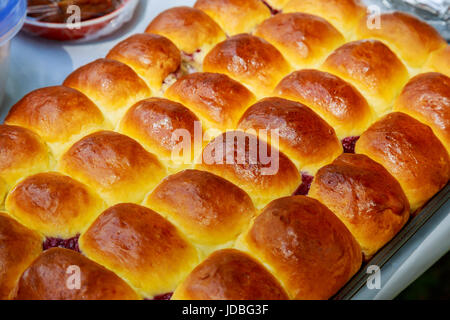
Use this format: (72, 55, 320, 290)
(203, 34, 291, 97)
(356, 112, 450, 211)
(145, 6, 226, 53)
(0, 212, 42, 300)
(237, 97, 342, 173)
(13, 248, 139, 300)
(241, 196, 361, 299)
(172, 248, 289, 300)
(5, 86, 105, 144)
(106, 33, 181, 90)
(165, 72, 256, 130)
(309, 154, 410, 259)
(394, 72, 450, 152)
(424, 45, 449, 77)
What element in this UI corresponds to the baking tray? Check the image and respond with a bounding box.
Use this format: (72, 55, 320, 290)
(1, 0, 449, 300)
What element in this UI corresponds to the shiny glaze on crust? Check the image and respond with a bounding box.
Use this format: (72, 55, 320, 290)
(173, 249, 289, 300)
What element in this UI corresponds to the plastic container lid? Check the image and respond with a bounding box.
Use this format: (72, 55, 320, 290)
(0, 0, 26, 46)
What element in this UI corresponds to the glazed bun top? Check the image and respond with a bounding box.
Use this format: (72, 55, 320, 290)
(423, 45, 450, 77)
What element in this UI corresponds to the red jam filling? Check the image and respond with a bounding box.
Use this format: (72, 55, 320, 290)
(261, 1, 281, 15)
(152, 293, 173, 300)
(293, 173, 314, 196)
(43, 235, 80, 252)
(342, 136, 360, 154)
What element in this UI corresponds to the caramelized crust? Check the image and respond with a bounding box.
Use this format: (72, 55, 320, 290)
(59, 131, 165, 205)
(322, 40, 409, 115)
(255, 13, 345, 69)
(196, 130, 300, 209)
(423, 45, 450, 77)
(13, 248, 139, 300)
(237, 97, 342, 173)
(172, 249, 289, 300)
(395, 73, 450, 152)
(63, 59, 151, 125)
(356, 112, 450, 211)
(79, 203, 199, 298)
(356, 12, 446, 69)
(0, 125, 51, 187)
(5, 172, 106, 238)
(204, 34, 291, 98)
(165, 72, 256, 131)
(106, 33, 181, 90)
(145, 6, 226, 54)
(274, 69, 373, 138)
(118, 98, 200, 169)
(194, 0, 271, 35)
(144, 169, 256, 247)
(237, 196, 361, 300)
(0, 213, 42, 300)
(309, 154, 410, 259)
(284, 0, 366, 37)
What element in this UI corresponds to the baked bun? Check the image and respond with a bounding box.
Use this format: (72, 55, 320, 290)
(263, 0, 290, 10)
(394, 72, 450, 153)
(144, 169, 256, 250)
(59, 131, 165, 205)
(196, 130, 300, 208)
(283, 0, 366, 37)
(145, 6, 226, 55)
(237, 97, 342, 173)
(0, 125, 51, 187)
(172, 248, 289, 300)
(165, 72, 256, 131)
(356, 112, 450, 211)
(424, 45, 450, 77)
(356, 12, 446, 69)
(5, 172, 106, 238)
(255, 13, 345, 69)
(63, 59, 151, 125)
(79, 203, 199, 299)
(118, 98, 200, 170)
(0, 213, 42, 300)
(194, 0, 271, 35)
(309, 154, 410, 259)
(0, 178, 5, 206)
(322, 40, 409, 115)
(274, 69, 373, 139)
(236, 196, 361, 299)
(106, 33, 181, 91)
(203, 34, 292, 98)
(13, 248, 139, 300)
(5, 86, 108, 157)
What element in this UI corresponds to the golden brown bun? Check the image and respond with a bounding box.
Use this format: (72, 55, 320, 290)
(118, 98, 200, 170)
(79, 203, 199, 298)
(255, 13, 345, 69)
(309, 154, 410, 259)
(59, 131, 165, 205)
(165, 72, 256, 131)
(5, 86, 108, 157)
(237, 196, 361, 300)
(284, 0, 366, 37)
(13, 248, 139, 300)
(106, 33, 181, 90)
(0, 125, 51, 187)
(172, 248, 289, 300)
(322, 40, 409, 115)
(194, 0, 271, 35)
(423, 45, 450, 77)
(63, 59, 151, 125)
(356, 12, 446, 69)
(0, 177, 6, 207)
(203, 34, 292, 98)
(264, 0, 290, 10)
(144, 169, 256, 249)
(395, 72, 450, 153)
(196, 130, 300, 209)
(237, 97, 342, 173)
(145, 6, 226, 54)
(0, 212, 42, 300)
(356, 112, 450, 212)
(5, 172, 106, 238)
(274, 69, 373, 138)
